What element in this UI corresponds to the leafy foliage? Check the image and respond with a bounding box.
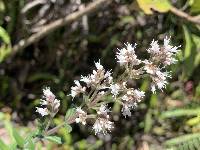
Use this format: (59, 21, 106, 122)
(0, 0, 200, 149)
(164, 133, 200, 150)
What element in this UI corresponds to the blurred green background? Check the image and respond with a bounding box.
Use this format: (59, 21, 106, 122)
(0, 0, 200, 149)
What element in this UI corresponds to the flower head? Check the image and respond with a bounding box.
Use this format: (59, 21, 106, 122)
(95, 60, 104, 70)
(110, 84, 120, 98)
(75, 107, 87, 125)
(80, 61, 113, 88)
(116, 43, 141, 66)
(70, 80, 86, 99)
(93, 104, 114, 135)
(121, 104, 132, 117)
(150, 70, 170, 93)
(36, 87, 60, 116)
(42, 87, 56, 103)
(93, 117, 114, 135)
(147, 40, 160, 54)
(36, 107, 49, 116)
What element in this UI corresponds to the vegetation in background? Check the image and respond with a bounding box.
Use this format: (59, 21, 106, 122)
(0, 0, 200, 149)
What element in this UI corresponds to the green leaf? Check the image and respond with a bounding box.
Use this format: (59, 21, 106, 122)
(45, 136, 62, 144)
(4, 121, 16, 144)
(144, 110, 153, 133)
(0, 0, 5, 12)
(0, 26, 11, 62)
(12, 128, 25, 148)
(24, 138, 35, 150)
(161, 108, 200, 118)
(0, 26, 10, 44)
(182, 25, 196, 78)
(0, 139, 10, 150)
(192, 34, 200, 67)
(65, 108, 76, 122)
(24, 132, 36, 150)
(136, 0, 172, 14)
(186, 116, 200, 126)
(190, 0, 200, 13)
(164, 133, 200, 146)
(64, 123, 72, 133)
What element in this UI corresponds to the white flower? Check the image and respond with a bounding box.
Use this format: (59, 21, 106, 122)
(97, 104, 110, 116)
(150, 70, 170, 93)
(151, 84, 156, 93)
(80, 61, 113, 87)
(40, 99, 48, 105)
(110, 84, 120, 97)
(70, 80, 86, 98)
(122, 94, 129, 101)
(53, 99, 60, 111)
(93, 118, 114, 135)
(43, 87, 55, 102)
(146, 37, 180, 66)
(121, 104, 131, 117)
(93, 105, 113, 135)
(133, 89, 145, 102)
(147, 40, 160, 54)
(37, 87, 60, 116)
(99, 91, 105, 95)
(116, 43, 141, 66)
(120, 88, 145, 116)
(105, 71, 113, 83)
(95, 60, 104, 70)
(163, 36, 181, 65)
(143, 60, 157, 75)
(75, 107, 87, 125)
(80, 75, 91, 85)
(36, 107, 49, 116)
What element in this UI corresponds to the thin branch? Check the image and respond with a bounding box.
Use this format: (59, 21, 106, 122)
(170, 6, 200, 25)
(11, 0, 112, 58)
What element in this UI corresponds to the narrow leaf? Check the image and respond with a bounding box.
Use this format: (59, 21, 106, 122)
(12, 128, 25, 148)
(65, 108, 76, 121)
(64, 123, 72, 133)
(161, 108, 200, 118)
(45, 136, 62, 144)
(0, 139, 10, 150)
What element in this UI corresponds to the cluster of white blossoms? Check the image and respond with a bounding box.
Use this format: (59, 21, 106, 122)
(70, 37, 180, 135)
(116, 43, 141, 67)
(92, 104, 114, 135)
(36, 37, 180, 135)
(110, 81, 145, 117)
(144, 37, 180, 93)
(36, 87, 60, 116)
(70, 80, 86, 99)
(75, 107, 87, 125)
(80, 60, 113, 88)
(70, 60, 113, 98)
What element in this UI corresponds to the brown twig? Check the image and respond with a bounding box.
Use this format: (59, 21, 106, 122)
(11, 0, 112, 58)
(170, 6, 200, 25)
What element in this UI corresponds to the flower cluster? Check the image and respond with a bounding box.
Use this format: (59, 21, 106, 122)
(36, 87, 60, 116)
(70, 80, 86, 99)
(121, 88, 145, 117)
(144, 37, 180, 93)
(75, 107, 87, 125)
(36, 37, 180, 136)
(93, 105, 114, 135)
(70, 60, 113, 99)
(80, 60, 113, 88)
(116, 43, 141, 66)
